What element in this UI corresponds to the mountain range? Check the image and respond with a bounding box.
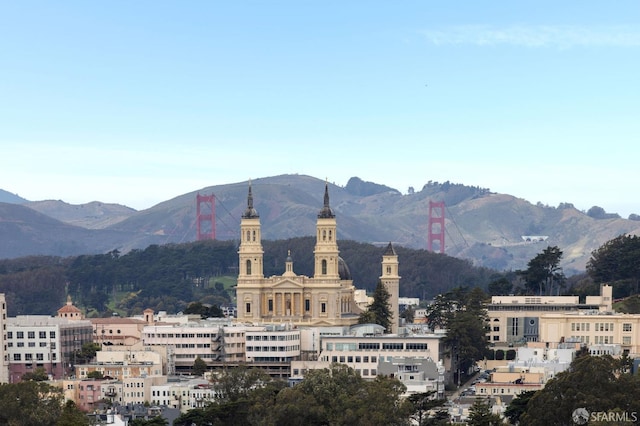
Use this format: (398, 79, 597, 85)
(2, 175, 639, 274)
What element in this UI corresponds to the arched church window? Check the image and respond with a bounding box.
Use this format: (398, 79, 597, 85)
(322, 259, 327, 275)
(322, 230, 327, 241)
(246, 259, 252, 275)
(329, 230, 332, 241)
(252, 230, 256, 242)
(387, 266, 391, 275)
(246, 230, 250, 242)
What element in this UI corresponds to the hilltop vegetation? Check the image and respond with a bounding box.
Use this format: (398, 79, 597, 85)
(0, 238, 496, 317)
(3, 174, 640, 273)
(2, 231, 640, 317)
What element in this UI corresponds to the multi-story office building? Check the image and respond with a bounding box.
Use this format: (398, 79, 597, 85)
(486, 285, 612, 344)
(6, 315, 93, 382)
(142, 319, 264, 373)
(291, 324, 445, 382)
(538, 310, 640, 356)
(0, 294, 8, 383)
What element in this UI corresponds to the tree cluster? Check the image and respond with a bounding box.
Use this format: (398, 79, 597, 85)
(0, 237, 498, 317)
(587, 234, 640, 297)
(0, 381, 89, 426)
(425, 287, 490, 383)
(517, 246, 566, 296)
(174, 364, 448, 426)
(358, 280, 393, 332)
(512, 354, 640, 426)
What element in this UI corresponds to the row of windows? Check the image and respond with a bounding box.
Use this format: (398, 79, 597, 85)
(13, 353, 55, 361)
(246, 335, 299, 341)
(8, 341, 56, 348)
(7, 331, 56, 339)
(572, 322, 620, 332)
(330, 355, 378, 363)
(246, 346, 300, 352)
(326, 342, 429, 351)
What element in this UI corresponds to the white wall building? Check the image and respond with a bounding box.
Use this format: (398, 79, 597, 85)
(0, 294, 8, 383)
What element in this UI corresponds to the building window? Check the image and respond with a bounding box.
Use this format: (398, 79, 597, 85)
(50, 331, 55, 339)
(7, 332, 11, 339)
(305, 299, 310, 312)
(28, 331, 35, 339)
(321, 303, 326, 313)
(246, 303, 251, 314)
(623, 323, 632, 332)
(17, 332, 24, 339)
(246, 260, 252, 275)
(493, 326, 500, 332)
(268, 300, 273, 312)
(39, 331, 46, 339)
(25, 353, 32, 361)
(322, 260, 327, 275)
(13, 354, 20, 361)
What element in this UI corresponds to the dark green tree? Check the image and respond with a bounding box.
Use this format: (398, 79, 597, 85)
(0, 381, 64, 426)
(587, 234, 640, 296)
(192, 356, 207, 376)
(407, 391, 448, 426)
(74, 342, 101, 364)
(504, 390, 536, 425)
(425, 293, 455, 332)
(443, 287, 490, 384)
(86, 370, 104, 379)
(269, 364, 410, 426)
(401, 305, 415, 324)
(359, 280, 392, 332)
(487, 277, 513, 296)
(518, 246, 565, 296)
(467, 398, 503, 425)
(56, 400, 91, 426)
(129, 417, 168, 426)
(22, 367, 49, 381)
(520, 355, 640, 426)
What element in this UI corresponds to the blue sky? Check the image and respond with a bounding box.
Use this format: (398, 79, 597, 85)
(1, 2, 639, 216)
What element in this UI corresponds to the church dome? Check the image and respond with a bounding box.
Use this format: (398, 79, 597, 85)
(338, 256, 352, 280)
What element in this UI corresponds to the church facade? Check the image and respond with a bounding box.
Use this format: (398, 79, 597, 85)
(235, 182, 400, 331)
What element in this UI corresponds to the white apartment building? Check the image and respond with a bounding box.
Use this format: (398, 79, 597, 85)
(142, 319, 265, 373)
(151, 378, 217, 412)
(291, 324, 445, 382)
(76, 345, 165, 381)
(476, 346, 573, 398)
(378, 356, 446, 398)
(6, 315, 93, 382)
(245, 325, 301, 363)
(0, 294, 8, 383)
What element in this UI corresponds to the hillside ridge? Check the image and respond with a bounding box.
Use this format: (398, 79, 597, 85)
(2, 174, 640, 273)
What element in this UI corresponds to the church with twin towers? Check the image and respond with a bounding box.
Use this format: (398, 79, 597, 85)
(235, 182, 401, 333)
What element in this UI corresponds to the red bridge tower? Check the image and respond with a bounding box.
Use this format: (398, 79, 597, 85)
(428, 201, 445, 253)
(196, 194, 216, 241)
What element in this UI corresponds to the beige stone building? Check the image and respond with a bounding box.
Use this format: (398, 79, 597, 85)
(485, 285, 612, 345)
(235, 183, 401, 331)
(91, 317, 148, 346)
(538, 310, 640, 356)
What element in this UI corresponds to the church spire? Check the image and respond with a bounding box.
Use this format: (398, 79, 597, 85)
(318, 181, 335, 218)
(243, 181, 259, 218)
